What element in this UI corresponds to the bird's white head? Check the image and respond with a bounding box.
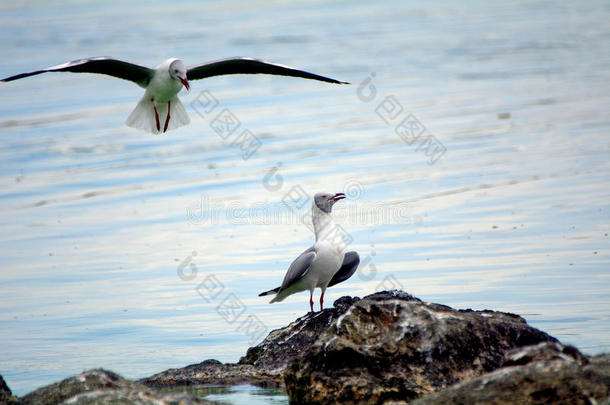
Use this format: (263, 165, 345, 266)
(168, 59, 189, 91)
(313, 192, 345, 214)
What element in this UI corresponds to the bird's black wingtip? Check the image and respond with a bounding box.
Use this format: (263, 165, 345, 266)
(327, 78, 349, 85)
(259, 287, 281, 296)
(1, 71, 41, 82)
(1, 75, 19, 82)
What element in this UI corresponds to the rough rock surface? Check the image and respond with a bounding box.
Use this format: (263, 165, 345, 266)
(57, 388, 211, 405)
(140, 359, 267, 387)
(0, 375, 17, 405)
(239, 296, 358, 373)
(142, 296, 359, 387)
(411, 342, 610, 405)
(18, 369, 210, 405)
(283, 290, 558, 404)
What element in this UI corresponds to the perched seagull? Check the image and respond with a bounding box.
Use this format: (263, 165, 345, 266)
(0, 56, 347, 134)
(259, 192, 360, 312)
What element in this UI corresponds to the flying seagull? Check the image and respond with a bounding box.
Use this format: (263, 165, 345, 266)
(1, 57, 347, 134)
(259, 192, 360, 312)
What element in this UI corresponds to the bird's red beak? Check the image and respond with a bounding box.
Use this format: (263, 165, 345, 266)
(179, 76, 190, 91)
(330, 192, 346, 201)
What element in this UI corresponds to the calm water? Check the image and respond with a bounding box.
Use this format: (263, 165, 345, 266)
(1, 0, 609, 399)
(159, 384, 288, 404)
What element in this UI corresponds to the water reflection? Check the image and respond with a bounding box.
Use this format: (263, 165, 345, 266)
(158, 384, 288, 405)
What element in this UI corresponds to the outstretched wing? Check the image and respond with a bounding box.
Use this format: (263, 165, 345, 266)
(328, 251, 359, 287)
(187, 57, 348, 84)
(1, 57, 154, 88)
(278, 246, 317, 292)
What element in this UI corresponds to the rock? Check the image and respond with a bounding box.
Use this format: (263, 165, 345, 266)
(142, 296, 360, 387)
(19, 369, 136, 405)
(411, 342, 610, 405)
(501, 341, 589, 367)
(140, 359, 269, 387)
(239, 296, 360, 375)
(19, 369, 210, 405)
(59, 389, 211, 404)
(0, 375, 10, 396)
(283, 290, 558, 404)
(0, 375, 18, 405)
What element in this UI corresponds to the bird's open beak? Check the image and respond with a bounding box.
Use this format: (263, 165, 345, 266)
(330, 192, 346, 201)
(179, 76, 190, 91)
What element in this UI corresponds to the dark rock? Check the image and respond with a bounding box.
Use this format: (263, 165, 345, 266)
(142, 296, 360, 387)
(140, 359, 270, 387)
(501, 341, 589, 367)
(19, 369, 136, 405)
(283, 290, 557, 404)
(238, 296, 360, 373)
(0, 375, 17, 405)
(58, 388, 211, 404)
(0, 375, 10, 397)
(411, 342, 610, 405)
(19, 369, 210, 405)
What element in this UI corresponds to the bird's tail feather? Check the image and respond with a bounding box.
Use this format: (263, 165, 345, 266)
(269, 295, 283, 303)
(164, 96, 190, 132)
(269, 288, 292, 303)
(126, 96, 190, 134)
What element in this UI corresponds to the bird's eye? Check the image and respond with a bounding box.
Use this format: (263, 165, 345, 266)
(174, 69, 178, 73)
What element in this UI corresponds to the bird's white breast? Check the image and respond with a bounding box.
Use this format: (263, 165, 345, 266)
(309, 241, 345, 288)
(146, 62, 183, 103)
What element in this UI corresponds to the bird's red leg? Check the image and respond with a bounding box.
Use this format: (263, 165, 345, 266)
(319, 291, 325, 311)
(152, 99, 160, 132)
(309, 292, 314, 313)
(163, 100, 171, 133)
